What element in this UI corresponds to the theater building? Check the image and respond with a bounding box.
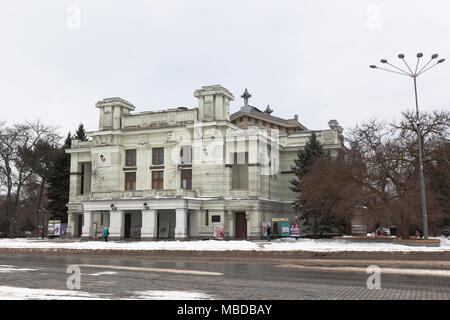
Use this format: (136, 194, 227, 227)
(66, 85, 343, 240)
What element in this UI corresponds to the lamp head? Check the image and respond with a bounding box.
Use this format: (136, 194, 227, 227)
(417, 53, 423, 58)
(438, 59, 445, 64)
(398, 54, 405, 59)
(369, 65, 377, 69)
(432, 54, 439, 59)
(380, 59, 388, 64)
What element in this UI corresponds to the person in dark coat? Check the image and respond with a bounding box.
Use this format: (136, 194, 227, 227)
(267, 225, 272, 242)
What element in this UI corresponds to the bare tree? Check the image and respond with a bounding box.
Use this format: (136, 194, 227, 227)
(0, 120, 60, 237)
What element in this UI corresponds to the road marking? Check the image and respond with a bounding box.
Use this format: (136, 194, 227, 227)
(278, 264, 450, 277)
(274, 259, 450, 267)
(76, 264, 223, 276)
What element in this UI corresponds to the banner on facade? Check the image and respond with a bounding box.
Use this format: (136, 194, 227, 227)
(213, 223, 224, 240)
(262, 222, 271, 237)
(280, 221, 291, 237)
(290, 222, 300, 238)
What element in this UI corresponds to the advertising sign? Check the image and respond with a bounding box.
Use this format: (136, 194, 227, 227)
(60, 224, 68, 236)
(290, 222, 300, 238)
(272, 218, 289, 222)
(280, 221, 291, 237)
(48, 220, 61, 236)
(262, 222, 271, 237)
(133, 225, 142, 238)
(213, 223, 225, 240)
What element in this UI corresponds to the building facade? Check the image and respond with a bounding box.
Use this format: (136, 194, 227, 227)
(66, 85, 343, 240)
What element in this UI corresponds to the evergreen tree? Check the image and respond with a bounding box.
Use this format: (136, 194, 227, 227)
(46, 133, 72, 222)
(289, 132, 325, 237)
(74, 123, 88, 141)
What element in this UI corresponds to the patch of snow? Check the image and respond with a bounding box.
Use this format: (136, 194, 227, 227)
(129, 290, 213, 300)
(0, 237, 449, 252)
(0, 286, 110, 300)
(0, 265, 37, 273)
(87, 271, 118, 277)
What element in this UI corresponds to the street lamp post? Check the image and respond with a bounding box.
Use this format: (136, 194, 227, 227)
(39, 208, 47, 239)
(370, 53, 445, 240)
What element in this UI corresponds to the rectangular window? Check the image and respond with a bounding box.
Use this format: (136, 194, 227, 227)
(152, 171, 164, 189)
(205, 210, 209, 226)
(181, 169, 192, 189)
(232, 152, 249, 190)
(125, 149, 136, 167)
(180, 145, 192, 164)
(152, 148, 164, 165)
(80, 163, 85, 195)
(125, 172, 136, 190)
(212, 215, 220, 223)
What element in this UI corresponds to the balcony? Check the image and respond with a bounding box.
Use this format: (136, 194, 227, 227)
(88, 189, 198, 200)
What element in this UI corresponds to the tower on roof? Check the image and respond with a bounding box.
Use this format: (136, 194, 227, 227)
(194, 85, 234, 122)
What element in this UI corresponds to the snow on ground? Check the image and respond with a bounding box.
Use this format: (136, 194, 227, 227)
(86, 271, 118, 276)
(0, 286, 110, 300)
(0, 265, 37, 273)
(129, 290, 213, 300)
(0, 237, 449, 252)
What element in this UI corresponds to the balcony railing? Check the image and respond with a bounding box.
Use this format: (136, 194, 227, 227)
(75, 189, 198, 201)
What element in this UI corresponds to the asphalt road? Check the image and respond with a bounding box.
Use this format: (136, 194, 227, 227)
(0, 251, 449, 300)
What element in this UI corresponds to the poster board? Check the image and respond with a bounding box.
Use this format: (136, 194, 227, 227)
(280, 221, 291, 237)
(290, 222, 300, 237)
(133, 225, 142, 238)
(262, 222, 271, 236)
(48, 220, 61, 236)
(213, 223, 225, 240)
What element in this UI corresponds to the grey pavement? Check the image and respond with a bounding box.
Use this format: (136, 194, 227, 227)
(0, 251, 449, 300)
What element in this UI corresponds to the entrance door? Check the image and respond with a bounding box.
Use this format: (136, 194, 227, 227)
(77, 214, 83, 237)
(124, 214, 131, 239)
(235, 212, 247, 239)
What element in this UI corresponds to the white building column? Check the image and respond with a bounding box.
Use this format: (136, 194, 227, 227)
(245, 211, 251, 240)
(141, 209, 158, 240)
(67, 213, 75, 237)
(227, 211, 234, 238)
(109, 210, 124, 240)
(81, 211, 93, 239)
(175, 208, 188, 240)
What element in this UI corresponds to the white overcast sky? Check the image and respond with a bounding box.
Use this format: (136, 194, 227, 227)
(1, 0, 449, 138)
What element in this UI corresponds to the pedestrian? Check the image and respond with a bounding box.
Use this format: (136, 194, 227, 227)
(415, 229, 420, 239)
(104, 227, 109, 242)
(377, 229, 381, 237)
(267, 225, 271, 242)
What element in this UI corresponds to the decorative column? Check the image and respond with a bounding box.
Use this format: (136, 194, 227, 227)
(175, 208, 188, 240)
(67, 213, 75, 237)
(81, 211, 93, 239)
(109, 210, 124, 240)
(227, 211, 234, 239)
(141, 209, 158, 240)
(245, 211, 251, 240)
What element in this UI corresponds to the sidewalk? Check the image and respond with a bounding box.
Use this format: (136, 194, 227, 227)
(0, 237, 449, 253)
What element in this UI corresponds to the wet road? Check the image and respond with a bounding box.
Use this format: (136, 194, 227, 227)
(0, 251, 449, 299)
